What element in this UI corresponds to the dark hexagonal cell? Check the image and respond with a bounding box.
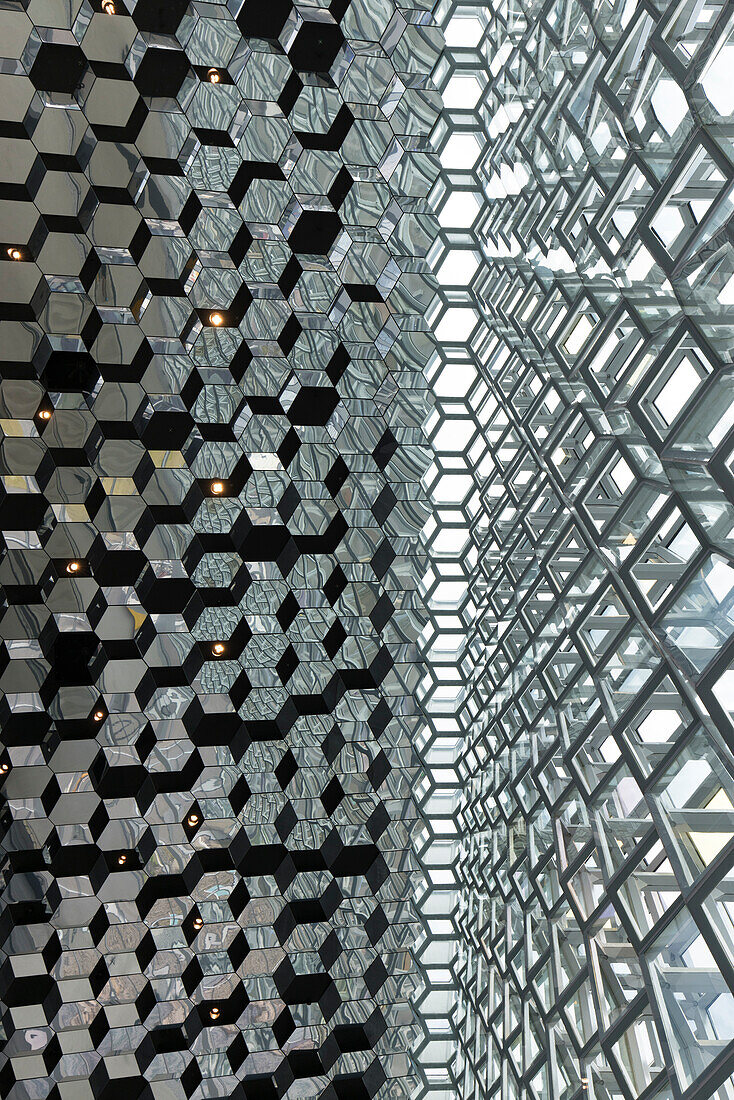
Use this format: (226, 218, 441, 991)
(288, 21, 344, 72)
(131, 0, 191, 34)
(41, 352, 100, 394)
(51, 634, 98, 686)
(92, 549, 147, 587)
(288, 211, 342, 255)
(242, 1079, 278, 1100)
(134, 48, 190, 97)
(237, 525, 292, 563)
(235, 0, 292, 39)
(137, 576, 196, 614)
(288, 1051, 324, 1079)
(29, 44, 87, 94)
(140, 410, 194, 449)
(0, 490, 48, 531)
(287, 386, 339, 426)
(332, 1077, 371, 1100)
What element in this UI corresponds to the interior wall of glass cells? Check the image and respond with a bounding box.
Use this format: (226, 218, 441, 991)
(424, 0, 734, 1099)
(0, 2, 444, 1098)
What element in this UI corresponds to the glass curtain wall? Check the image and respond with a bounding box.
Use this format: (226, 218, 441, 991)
(422, 2, 734, 1100)
(1, 3, 734, 1100)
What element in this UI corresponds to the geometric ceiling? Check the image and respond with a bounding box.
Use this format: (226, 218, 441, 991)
(2, 2, 734, 1100)
(424, 2, 734, 1100)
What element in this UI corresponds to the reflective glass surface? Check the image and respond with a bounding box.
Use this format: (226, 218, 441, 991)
(0, 1, 440, 1097)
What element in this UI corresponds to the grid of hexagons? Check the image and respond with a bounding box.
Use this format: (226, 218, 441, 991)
(0, 2, 443, 1098)
(424, 1, 734, 1100)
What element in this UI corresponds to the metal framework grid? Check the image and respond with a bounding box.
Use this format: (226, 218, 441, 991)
(0, 2, 443, 1099)
(421, 1, 734, 1099)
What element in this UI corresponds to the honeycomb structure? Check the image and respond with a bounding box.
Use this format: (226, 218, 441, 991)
(0, 2, 443, 1098)
(421, 1, 734, 1099)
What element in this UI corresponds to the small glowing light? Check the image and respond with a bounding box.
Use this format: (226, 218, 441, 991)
(0, 763, 9, 774)
(38, 409, 52, 421)
(7, 247, 22, 261)
(211, 481, 225, 495)
(187, 813, 200, 827)
(93, 710, 106, 722)
(207, 68, 221, 83)
(623, 532, 637, 545)
(209, 311, 225, 327)
(102, 0, 115, 13)
(193, 917, 204, 929)
(209, 1006, 220, 1020)
(117, 854, 127, 865)
(66, 561, 81, 574)
(211, 642, 226, 656)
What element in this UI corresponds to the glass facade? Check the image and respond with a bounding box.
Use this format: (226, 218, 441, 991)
(1, 2, 734, 1100)
(423, 2, 734, 1099)
(0, 2, 439, 1097)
